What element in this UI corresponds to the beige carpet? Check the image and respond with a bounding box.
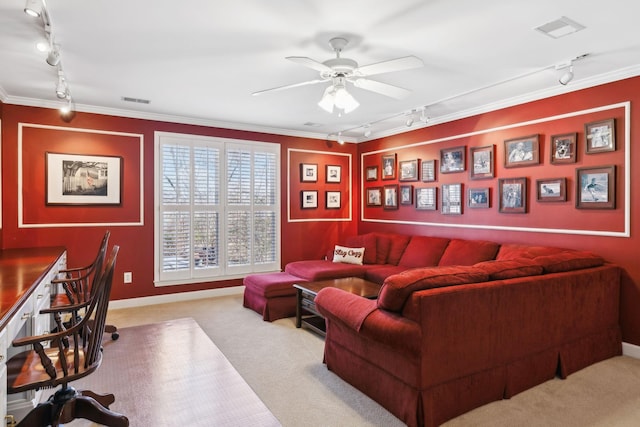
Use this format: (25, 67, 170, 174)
(63, 292, 640, 426)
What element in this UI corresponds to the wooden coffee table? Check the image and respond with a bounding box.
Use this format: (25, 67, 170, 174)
(293, 277, 381, 336)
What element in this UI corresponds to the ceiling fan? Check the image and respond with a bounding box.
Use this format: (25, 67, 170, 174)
(252, 37, 424, 114)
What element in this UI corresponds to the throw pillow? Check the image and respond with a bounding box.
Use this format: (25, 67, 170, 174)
(332, 245, 365, 265)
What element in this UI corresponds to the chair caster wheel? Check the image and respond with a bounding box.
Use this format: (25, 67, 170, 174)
(111, 332, 119, 340)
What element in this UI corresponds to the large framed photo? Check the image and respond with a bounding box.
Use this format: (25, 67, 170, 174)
(366, 166, 378, 181)
(470, 145, 494, 179)
(504, 134, 539, 168)
(585, 119, 615, 153)
(326, 165, 341, 183)
(45, 152, 122, 205)
(468, 187, 489, 208)
(381, 153, 397, 180)
(300, 163, 318, 182)
(550, 133, 577, 164)
(325, 191, 341, 209)
(440, 146, 465, 173)
(441, 183, 462, 214)
(536, 178, 566, 202)
(366, 187, 382, 206)
(415, 187, 436, 210)
(498, 177, 527, 213)
(421, 159, 436, 182)
(576, 165, 615, 209)
(300, 190, 318, 209)
(383, 184, 399, 210)
(399, 159, 419, 181)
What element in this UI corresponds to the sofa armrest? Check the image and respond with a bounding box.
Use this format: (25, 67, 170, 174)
(315, 288, 377, 331)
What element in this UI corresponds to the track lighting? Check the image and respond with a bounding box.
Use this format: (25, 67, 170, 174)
(24, 0, 42, 17)
(55, 69, 68, 99)
(46, 44, 60, 66)
(559, 65, 574, 85)
(363, 125, 372, 138)
(337, 132, 345, 145)
(419, 107, 429, 123)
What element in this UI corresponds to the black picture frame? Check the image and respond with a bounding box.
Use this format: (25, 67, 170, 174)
(300, 190, 318, 209)
(300, 163, 318, 182)
(421, 159, 436, 182)
(383, 184, 399, 210)
(325, 191, 341, 209)
(326, 165, 341, 183)
(504, 135, 539, 168)
(381, 154, 397, 180)
(366, 187, 382, 206)
(498, 177, 527, 213)
(536, 178, 567, 202)
(550, 133, 577, 164)
(400, 185, 413, 205)
(585, 119, 616, 153)
(441, 183, 463, 214)
(366, 166, 378, 181)
(470, 145, 494, 179)
(440, 146, 465, 173)
(468, 187, 489, 208)
(576, 165, 615, 209)
(415, 187, 436, 210)
(399, 159, 419, 181)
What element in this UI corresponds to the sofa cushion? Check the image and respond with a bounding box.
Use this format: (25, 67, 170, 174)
(386, 234, 412, 265)
(374, 234, 392, 264)
(364, 265, 406, 285)
(243, 272, 303, 298)
(332, 245, 365, 265)
(378, 265, 489, 312)
(533, 251, 604, 273)
(438, 239, 500, 266)
(398, 236, 450, 268)
(473, 258, 544, 280)
(284, 260, 366, 281)
(496, 244, 568, 260)
(345, 233, 377, 264)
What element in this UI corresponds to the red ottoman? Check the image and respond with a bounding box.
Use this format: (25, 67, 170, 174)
(243, 272, 307, 321)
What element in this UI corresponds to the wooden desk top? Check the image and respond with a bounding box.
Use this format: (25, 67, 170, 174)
(0, 246, 66, 331)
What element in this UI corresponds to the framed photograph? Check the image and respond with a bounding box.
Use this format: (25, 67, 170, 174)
(383, 184, 399, 210)
(45, 152, 122, 205)
(381, 153, 397, 180)
(550, 133, 577, 164)
(468, 187, 489, 208)
(326, 165, 341, 183)
(504, 135, 539, 168)
(416, 187, 436, 210)
(399, 159, 419, 181)
(536, 178, 566, 202)
(400, 185, 413, 205)
(300, 190, 318, 209)
(576, 165, 615, 209)
(366, 187, 382, 206)
(470, 145, 494, 179)
(366, 166, 378, 181)
(300, 163, 318, 182)
(585, 119, 615, 153)
(498, 177, 527, 213)
(441, 183, 463, 215)
(325, 191, 341, 209)
(421, 159, 436, 182)
(440, 146, 465, 173)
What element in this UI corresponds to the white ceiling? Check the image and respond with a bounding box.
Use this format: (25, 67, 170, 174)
(1, 0, 640, 142)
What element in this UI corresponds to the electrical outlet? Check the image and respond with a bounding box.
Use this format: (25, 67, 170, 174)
(123, 272, 132, 283)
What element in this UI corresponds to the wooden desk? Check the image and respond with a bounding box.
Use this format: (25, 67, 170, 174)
(0, 247, 66, 425)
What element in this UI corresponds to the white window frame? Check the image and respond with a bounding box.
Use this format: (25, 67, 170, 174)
(154, 132, 280, 286)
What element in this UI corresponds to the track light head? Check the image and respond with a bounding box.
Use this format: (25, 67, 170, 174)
(46, 46, 60, 66)
(337, 132, 345, 145)
(24, 0, 42, 17)
(363, 125, 372, 137)
(559, 66, 574, 85)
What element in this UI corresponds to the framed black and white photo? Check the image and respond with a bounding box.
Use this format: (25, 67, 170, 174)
(498, 177, 527, 213)
(300, 190, 318, 209)
(504, 135, 539, 168)
(383, 184, 399, 210)
(366, 166, 378, 181)
(300, 163, 318, 182)
(381, 153, 397, 180)
(399, 159, 419, 181)
(468, 187, 489, 209)
(470, 145, 494, 179)
(441, 183, 462, 214)
(366, 187, 382, 206)
(400, 185, 413, 205)
(326, 165, 341, 183)
(440, 146, 465, 173)
(415, 187, 436, 210)
(536, 178, 566, 202)
(550, 133, 577, 164)
(45, 152, 122, 205)
(421, 159, 436, 182)
(325, 191, 341, 209)
(576, 165, 615, 209)
(585, 119, 615, 153)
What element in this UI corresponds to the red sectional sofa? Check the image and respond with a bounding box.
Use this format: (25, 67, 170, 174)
(305, 234, 622, 427)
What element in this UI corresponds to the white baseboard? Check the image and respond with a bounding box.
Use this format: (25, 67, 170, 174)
(109, 286, 245, 310)
(622, 342, 640, 359)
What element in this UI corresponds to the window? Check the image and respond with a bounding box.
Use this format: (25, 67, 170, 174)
(155, 132, 280, 286)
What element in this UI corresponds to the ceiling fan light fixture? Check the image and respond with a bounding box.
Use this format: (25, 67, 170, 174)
(334, 86, 359, 113)
(318, 86, 335, 113)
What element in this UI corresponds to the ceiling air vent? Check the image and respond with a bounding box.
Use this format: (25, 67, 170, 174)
(303, 122, 322, 127)
(121, 96, 150, 104)
(535, 16, 585, 39)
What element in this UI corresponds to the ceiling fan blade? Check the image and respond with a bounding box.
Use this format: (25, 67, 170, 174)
(356, 55, 424, 76)
(286, 56, 334, 74)
(252, 79, 326, 96)
(352, 78, 412, 99)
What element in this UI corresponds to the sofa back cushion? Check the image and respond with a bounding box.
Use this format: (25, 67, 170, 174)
(398, 236, 450, 268)
(533, 251, 604, 273)
(373, 233, 411, 265)
(473, 258, 544, 280)
(496, 244, 568, 260)
(378, 265, 489, 312)
(374, 234, 392, 264)
(438, 239, 500, 266)
(345, 233, 377, 264)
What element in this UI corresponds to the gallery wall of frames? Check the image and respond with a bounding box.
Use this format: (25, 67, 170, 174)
(361, 102, 627, 236)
